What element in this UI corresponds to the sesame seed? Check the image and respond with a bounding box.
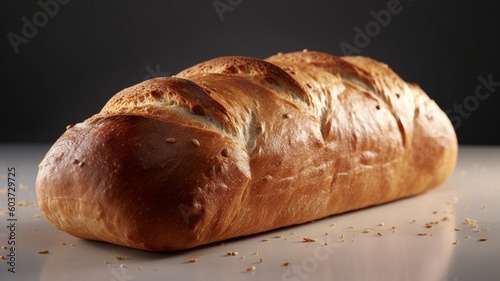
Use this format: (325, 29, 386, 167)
(325, 232, 328, 236)
(329, 223, 335, 227)
(246, 266, 256, 272)
(324, 242, 328, 246)
(283, 262, 291, 266)
(363, 229, 372, 233)
(260, 259, 263, 263)
(227, 252, 238, 256)
(303, 49, 308, 52)
(120, 264, 125, 268)
(240, 256, 245, 259)
(455, 228, 461, 231)
(71, 243, 75, 247)
(284, 113, 292, 118)
(340, 234, 344, 238)
(348, 226, 355, 229)
(274, 235, 283, 238)
(377, 223, 384, 226)
(33, 214, 41, 218)
(114, 255, 125, 260)
(377, 232, 383, 236)
(478, 238, 488, 242)
(136, 268, 141, 271)
(60, 242, 66, 245)
(417, 233, 428, 236)
(392, 226, 396, 229)
(433, 211, 438, 214)
(166, 138, 176, 143)
(1, 246, 7, 250)
(221, 148, 229, 157)
(306, 83, 312, 89)
(453, 240, 460, 245)
(71, 159, 79, 164)
(465, 235, 471, 239)
(78, 161, 84, 167)
(37, 250, 49, 254)
(261, 239, 269, 242)
(376, 105, 381, 110)
(104, 261, 109, 264)
(192, 139, 200, 147)
(184, 259, 198, 263)
(341, 239, 346, 242)
(412, 219, 417, 222)
(66, 125, 74, 130)
(485, 227, 490, 231)
(253, 252, 259, 255)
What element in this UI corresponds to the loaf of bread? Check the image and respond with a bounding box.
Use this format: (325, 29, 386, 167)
(36, 51, 457, 251)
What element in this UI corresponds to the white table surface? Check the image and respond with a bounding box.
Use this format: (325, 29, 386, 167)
(0, 144, 499, 281)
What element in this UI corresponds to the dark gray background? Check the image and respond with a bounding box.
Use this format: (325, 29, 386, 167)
(1, 0, 499, 144)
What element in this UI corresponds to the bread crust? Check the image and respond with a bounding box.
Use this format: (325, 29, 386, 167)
(36, 51, 457, 251)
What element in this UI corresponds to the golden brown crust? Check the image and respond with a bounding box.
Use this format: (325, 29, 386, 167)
(36, 51, 457, 251)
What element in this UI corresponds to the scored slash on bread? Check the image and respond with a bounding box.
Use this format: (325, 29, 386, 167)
(35, 51, 457, 251)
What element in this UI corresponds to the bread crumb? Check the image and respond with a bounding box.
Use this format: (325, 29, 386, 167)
(166, 138, 176, 143)
(120, 264, 125, 268)
(324, 242, 328, 246)
(108, 265, 114, 268)
(153, 268, 157, 271)
(465, 235, 471, 239)
(341, 239, 346, 242)
(246, 266, 256, 272)
(412, 219, 417, 223)
(455, 228, 461, 231)
(464, 204, 469, 208)
(274, 235, 283, 238)
(261, 238, 270, 242)
(478, 238, 488, 242)
(0, 255, 4, 259)
(191, 139, 200, 147)
(348, 226, 355, 229)
(37, 250, 49, 254)
(340, 234, 344, 238)
(303, 238, 317, 242)
(259, 258, 263, 263)
(240, 256, 245, 259)
(433, 211, 438, 214)
(363, 229, 372, 233)
(377, 232, 383, 236)
(351, 239, 354, 242)
(33, 214, 41, 218)
(325, 232, 328, 235)
(71, 243, 75, 247)
(1, 246, 7, 250)
(484, 227, 490, 231)
(483, 204, 487, 210)
(253, 252, 259, 255)
(136, 268, 141, 271)
(227, 252, 238, 256)
(417, 233, 428, 236)
(329, 223, 335, 227)
(283, 262, 290, 266)
(60, 242, 66, 245)
(377, 223, 384, 226)
(284, 113, 292, 119)
(452, 240, 460, 245)
(184, 259, 198, 263)
(114, 255, 127, 260)
(392, 226, 396, 230)
(104, 261, 109, 264)
(442, 217, 449, 221)
(474, 229, 481, 233)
